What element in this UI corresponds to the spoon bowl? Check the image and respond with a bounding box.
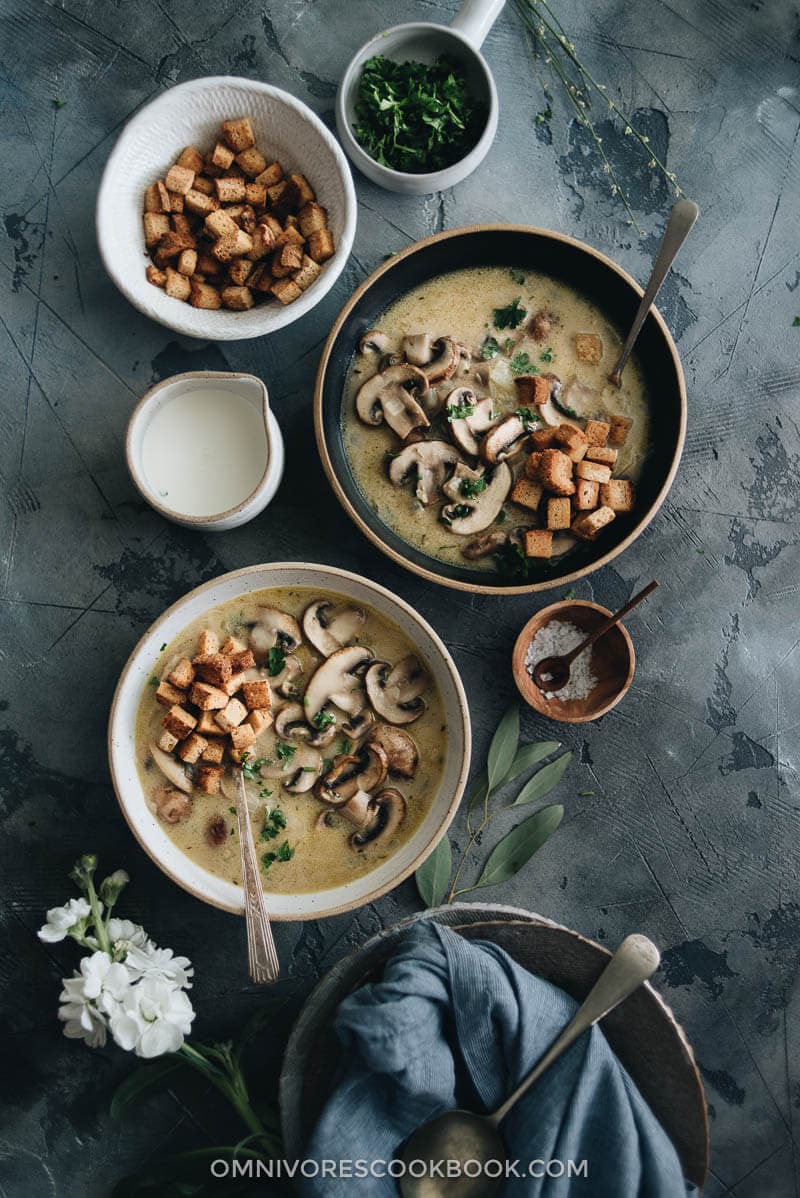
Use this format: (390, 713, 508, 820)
(399, 1111, 504, 1198)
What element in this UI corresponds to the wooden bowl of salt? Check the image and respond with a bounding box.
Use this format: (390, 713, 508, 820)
(512, 600, 635, 723)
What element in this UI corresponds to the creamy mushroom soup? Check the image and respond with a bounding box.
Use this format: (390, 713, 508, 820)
(134, 587, 446, 894)
(342, 266, 651, 575)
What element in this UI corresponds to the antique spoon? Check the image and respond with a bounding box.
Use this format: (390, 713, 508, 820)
(398, 934, 661, 1198)
(531, 580, 658, 693)
(609, 197, 699, 386)
(234, 770, 280, 984)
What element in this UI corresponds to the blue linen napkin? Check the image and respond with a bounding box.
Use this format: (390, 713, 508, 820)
(303, 922, 698, 1196)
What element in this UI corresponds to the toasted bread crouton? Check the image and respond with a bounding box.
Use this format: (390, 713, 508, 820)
(220, 635, 246, 655)
(575, 332, 603, 364)
(204, 208, 239, 239)
(158, 729, 179, 753)
(574, 479, 599, 511)
(212, 229, 253, 262)
(177, 732, 208, 764)
(144, 183, 164, 213)
(222, 670, 248, 697)
(599, 479, 636, 512)
(162, 705, 197, 740)
(510, 478, 543, 512)
(585, 445, 618, 466)
(289, 173, 315, 206)
(539, 449, 576, 496)
(201, 737, 226, 764)
(246, 707, 273, 736)
(524, 451, 544, 480)
(270, 277, 302, 305)
(155, 679, 186, 707)
(227, 648, 256, 672)
(584, 419, 610, 446)
(190, 680, 228, 711)
(514, 374, 551, 407)
(249, 263, 273, 292)
(153, 180, 171, 211)
(261, 214, 283, 239)
(196, 710, 221, 735)
(171, 213, 193, 237)
(255, 162, 283, 188)
(271, 242, 304, 278)
(235, 146, 268, 177)
(546, 497, 572, 529)
(575, 460, 612, 484)
(245, 181, 267, 208)
(275, 225, 305, 251)
(215, 697, 248, 732)
(222, 117, 255, 153)
(240, 680, 271, 710)
(146, 265, 167, 288)
(552, 423, 588, 463)
(572, 505, 615, 540)
(154, 231, 196, 269)
(143, 212, 170, 247)
(194, 652, 233, 687)
(247, 223, 277, 261)
(189, 280, 222, 309)
(177, 249, 197, 276)
(197, 629, 219, 655)
(191, 175, 215, 196)
(221, 285, 254, 311)
(228, 258, 254, 286)
(165, 164, 195, 195)
(184, 188, 218, 216)
(177, 145, 204, 174)
(298, 202, 328, 237)
(308, 227, 335, 263)
(267, 180, 287, 206)
(210, 140, 235, 171)
(608, 415, 633, 445)
(214, 176, 246, 204)
(530, 427, 557, 451)
(524, 529, 553, 558)
(167, 657, 195, 689)
(168, 191, 185, 213)
(197, 765, 224, 795)
(293, 255, 321, 291)
(230, 722, 256, 753)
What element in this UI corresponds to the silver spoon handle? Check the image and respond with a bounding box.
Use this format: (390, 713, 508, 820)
(490, 934, 660, 1126)
(609, 198, 699, 385)
(236, 772, 280, 984)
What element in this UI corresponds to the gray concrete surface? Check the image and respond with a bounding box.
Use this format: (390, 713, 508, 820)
(1, 1, 798, 1195)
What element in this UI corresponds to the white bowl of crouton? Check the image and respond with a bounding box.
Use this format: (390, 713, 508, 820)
(96, 76, 357, 339)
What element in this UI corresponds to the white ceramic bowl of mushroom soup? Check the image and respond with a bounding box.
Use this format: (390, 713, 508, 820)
(108, 564, 471, 919)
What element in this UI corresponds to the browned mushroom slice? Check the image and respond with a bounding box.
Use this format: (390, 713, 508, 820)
(355, 364, 431, 439)
(357, 742, 389, 792)
(461, 530, 510, 560)
(315, 754, 363, 806)
(480, 415, 532, 465)
(341, 710, 375, 741)
(388, 440, 461, 506)
(422, 338, 459, 384)
(359, 329, 391, 354)
(366, 724, 419, 777)
(349, 789, 407, 850)
(336, 788, 375, 830)
(155, 787, 193, 824)
(205, 814, 227, 846)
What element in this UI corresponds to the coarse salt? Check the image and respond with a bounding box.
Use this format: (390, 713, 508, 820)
(525, 619, 598, 701)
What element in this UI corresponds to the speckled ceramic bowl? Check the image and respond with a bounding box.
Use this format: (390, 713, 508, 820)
(108, 563, 471, 919)
(96, 76, 357, 340)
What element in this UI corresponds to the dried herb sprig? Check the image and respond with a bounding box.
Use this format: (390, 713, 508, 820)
(513, 0, 683, 233)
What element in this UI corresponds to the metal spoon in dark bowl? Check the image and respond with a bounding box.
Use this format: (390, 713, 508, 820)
(398, 934, 661, 1198)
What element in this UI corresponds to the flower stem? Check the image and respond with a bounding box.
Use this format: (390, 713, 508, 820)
(178, 1043, 280, 1156)
(84, 875, 111, 955)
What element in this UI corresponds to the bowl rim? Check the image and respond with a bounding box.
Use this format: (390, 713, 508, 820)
(125, 370, 280, 526)
(314, 222, 687, 595)
(512, 599, 635, 724)
(107, 562, 472, 918)
(96, 75, 357, 341)
(335, 20, 498, 186)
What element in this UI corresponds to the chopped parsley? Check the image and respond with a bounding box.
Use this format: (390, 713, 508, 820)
(480, 336, 500, 360)
(494, 541, 530, 580)
(510, 352, 533, 375)
(493, 297, 527, 330)
(560, 404, 579, 418)
(441, 503, 472, 527)
(160, 642, 167, 651)
(267, 646, 286, 677)
(539, 347, 555, 362)
(53, 98, 66, 109)
(229, 807, 236, 815)
(148, 676, 159, 687)
(338, 738, 352, 755)
(514, 407, 541, 430)
(459, 476, 487, 498)
(275, 741, 296, 764)
(563, 587, 577, 600)
(241, 753, 271, 781)
(446, 398, 475, 421)
(509, 268, 526, 284)
(535, 104, 553, 125)
(259, 787, 273, 799)
(262, 839, 295, 872)
(794, 316, 800, 327)
(495, 508, 508, 523)
(261, 808, 287, 842)
(312, 710, 336, 731)
(503, 337, 515, 354)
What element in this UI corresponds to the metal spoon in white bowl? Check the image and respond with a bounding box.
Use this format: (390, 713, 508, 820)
(398, 934, 660, 1198)
(609, 198, 699, 386)
(235, 770, 279, 984)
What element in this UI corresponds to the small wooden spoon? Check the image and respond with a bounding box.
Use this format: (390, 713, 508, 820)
(235, 770, 280, 984)
(531, 580, 658, 693)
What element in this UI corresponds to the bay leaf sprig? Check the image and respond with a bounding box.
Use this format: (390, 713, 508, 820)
(416, 706, 571, 907)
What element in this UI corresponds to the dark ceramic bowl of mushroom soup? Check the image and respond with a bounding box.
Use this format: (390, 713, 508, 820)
(315, 224, 687, 595)
(108, 563, 470, 918)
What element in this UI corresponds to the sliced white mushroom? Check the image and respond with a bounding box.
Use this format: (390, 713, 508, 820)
(388, 655, 429, 704)
(441, 462, 512, 535)
(260, 745, 321, 792)
(249, 607, 302, 661)
(449, 396, 500, 456)
(461, 529, 509, 560)
(402, 332, 433, 365)
(365, 659, 428, 725)
(303, 645, 374, 721)
(480, 415, 532, 465)
(388, 440, 461, 506)
(149, 742, 192, 793)
(155, 787, 192, 823)
(349, 788, 407, 850)
(341, 710, 375, 741)
(302, 600, 366, 657)
(336, 788, 375, 831)
(355, 364, 430, 440)
(422, 337, 459, 384)
(552, 533, 579, 556)
(359, 329, 390, 355)
(442, 461, 485, 504)
(268, 653, 303, 698)
(274, 702, 311, 740)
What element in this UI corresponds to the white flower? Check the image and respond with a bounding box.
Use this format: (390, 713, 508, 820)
(107, 919, 148, 953)
(79, 950, 133, 1016)
(58, 975, 108, 1048)
(125, 942, 194, 989)
(109, 977, 195, 1058)
(38, 898, 91, 943)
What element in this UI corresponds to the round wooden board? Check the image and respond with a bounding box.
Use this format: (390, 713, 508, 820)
(279, 903, 708, 1190)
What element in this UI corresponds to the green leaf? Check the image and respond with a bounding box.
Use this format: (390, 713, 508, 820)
(110, 1056, 185, 1120)
(465, 770, 490, 817)
(416, 835, 452, 907)
(475, 804, 564, 889)
(487, 706, 519, 791)
(513, 751, 572, 805)
(504, 741, 561, 785)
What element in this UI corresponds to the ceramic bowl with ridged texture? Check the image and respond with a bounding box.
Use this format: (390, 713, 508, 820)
(96, 76, 357, 340)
